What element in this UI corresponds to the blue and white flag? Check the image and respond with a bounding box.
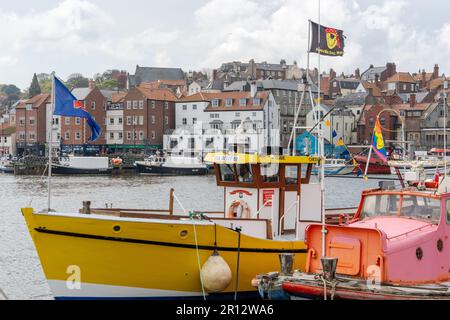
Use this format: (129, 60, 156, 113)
(53, 77, 101, 142)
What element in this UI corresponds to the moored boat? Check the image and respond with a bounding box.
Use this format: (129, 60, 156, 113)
(22, 152, 358, 300)
(52, 156, 112, 175)
(135, 155, 210, 176)
(353, 154, 391, 175)
(311, 158, 354, 176)
(254, 172, 450, 300)
(0, 158, 14, 173)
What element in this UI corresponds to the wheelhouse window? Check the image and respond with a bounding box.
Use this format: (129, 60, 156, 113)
(285, 165, 299, 185)
(260, 163, 279, 183)
(219, 164, 235, 182)
(361, 194, 441, 223)
(236, 164, 253, 183)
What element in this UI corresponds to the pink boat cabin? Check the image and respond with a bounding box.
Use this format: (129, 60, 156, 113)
(305, 186, 450, 285)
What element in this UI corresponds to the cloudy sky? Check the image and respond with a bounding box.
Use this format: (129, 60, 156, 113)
(1, 0, 450, 89)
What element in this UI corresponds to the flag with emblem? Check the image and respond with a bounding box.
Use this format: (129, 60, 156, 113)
(53, 77, 101, 142)
(309, 20, 345, 57)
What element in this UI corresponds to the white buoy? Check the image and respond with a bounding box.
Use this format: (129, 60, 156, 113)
(201, 250, 232, 293)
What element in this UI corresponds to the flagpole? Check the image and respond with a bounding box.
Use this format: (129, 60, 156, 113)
(48, 73, 55, 212)
(317, 0, 327, 259)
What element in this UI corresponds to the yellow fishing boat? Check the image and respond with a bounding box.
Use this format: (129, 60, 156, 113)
(22, 152, 354, 299)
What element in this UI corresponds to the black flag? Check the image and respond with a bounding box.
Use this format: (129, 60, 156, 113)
(309, 20, 345, 57)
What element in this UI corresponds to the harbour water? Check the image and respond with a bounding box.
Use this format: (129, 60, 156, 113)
(0, 173, 382, 300)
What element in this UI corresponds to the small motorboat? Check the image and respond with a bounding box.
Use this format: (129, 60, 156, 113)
(0, 158, 14, 173)
(311, 158, 354, 176)
(135, 155, 210, 176)
(254, 168, 450, 300)
(52, 156, 112, 175)
(353, 154, 391, 175)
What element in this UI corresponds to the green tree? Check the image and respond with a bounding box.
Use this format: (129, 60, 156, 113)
(1, 84, 21, 102)
(66, 75, 89, 89)
(39, 79, 52, 94)
(28, 73, 42, 98)
(98, 79, 118, 90)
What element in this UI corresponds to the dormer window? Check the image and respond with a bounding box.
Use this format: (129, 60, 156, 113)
(212, 99, 220, 107)
(253, 98, 260, 106)
(225, 98, 233, 107)
(239, 99, 246, 107)
(26, 104, 33, 111)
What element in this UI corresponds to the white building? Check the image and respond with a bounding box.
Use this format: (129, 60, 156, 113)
(106, 104, 124, 145)
(306, 104, 355, 146)
(165, 88, 280, 155)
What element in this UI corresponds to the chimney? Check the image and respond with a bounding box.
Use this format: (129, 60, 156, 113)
(250, 81, 257, 98)
(212, 69, 218, 81)
(89, 79, 96, 90)
(410, 93, 416, 108)
(421, 70, 427, 89)
(355, 68, 361, 79)
(329, 68, 336, 80)
(434, 64, 439, 79)
(375, 74, 380, 87)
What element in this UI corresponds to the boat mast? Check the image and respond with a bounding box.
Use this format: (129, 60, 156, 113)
(317, 0, 327, 258)
(48, 73, 55, 212)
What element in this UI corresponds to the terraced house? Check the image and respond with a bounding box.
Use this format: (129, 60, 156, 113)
(122, 86, 177, 152)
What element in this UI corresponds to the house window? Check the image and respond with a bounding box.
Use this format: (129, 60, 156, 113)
(387, 83, 396, 91)
(182, 105, 187, 110)
(133, 116, 137, 125)
(225, 99, 233, 107)
(165, 116, 169, 125)
(29, 117, 35, 126)
(139, 100, 144, 109)
(132, 100, 138, 109)
(109, 118, 114, 125)
(380, 117, 386, 126)
(118, 132, 123, 139)
(75, 117, 81, 125)
(165, 102, 169, 109)
(75, 132, 81, 140)
(29, 132, 36, 140)
(235, 112, 240, 117)
(193, 104, 197, 110)
(110, 133, 114, 139)
(139, 116, 144, 125)
(151, 115, 155, 124)
(252, 112, 257, 117)
(151, 131, 156, 139)
(26, 104, 33, 111)
(91, 101, 96, 110)
(182, 118, 187, 125)
(126, 116, 131, 125)
(253, 98, 260, 106)
(151, 101, 156, 109)
(19, 132, 25, 140)
(19, 117, 25, 126)
(65, 117, 70, 125)
(403, 84, 407, 91)
(139, 131, 144, 140)
(239, 99, 246, 107)
(212, 99, 219, 107)
(127, 131, 131, 140)
(65, 132, 70, 140)
(127, 101, 131, 109)
(118, 117, 123, 124)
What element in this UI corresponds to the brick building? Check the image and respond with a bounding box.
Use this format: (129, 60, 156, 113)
(357, 104, 399, 145)
(122, 87, 177, 152)
(15, 94, 51, 156)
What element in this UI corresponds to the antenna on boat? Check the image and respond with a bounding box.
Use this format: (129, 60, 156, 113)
(444, 77, 448, 181)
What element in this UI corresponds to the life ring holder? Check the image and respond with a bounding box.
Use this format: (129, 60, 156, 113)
(227, 200, 251, 219)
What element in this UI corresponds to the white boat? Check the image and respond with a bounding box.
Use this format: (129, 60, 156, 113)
(135, 155, 210, 176)
(311, 158, 354, 176)
(0, 158, 14, 173)
(389, 158, 450, 175)
(52, 156, 112, 175)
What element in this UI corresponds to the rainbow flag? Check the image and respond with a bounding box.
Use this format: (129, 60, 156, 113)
(372, 118, 387, 163)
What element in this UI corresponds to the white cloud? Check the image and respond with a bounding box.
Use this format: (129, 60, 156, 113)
(2, 0, 450, 89)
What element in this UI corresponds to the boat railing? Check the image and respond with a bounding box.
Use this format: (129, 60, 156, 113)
(278, 199, 299, 238)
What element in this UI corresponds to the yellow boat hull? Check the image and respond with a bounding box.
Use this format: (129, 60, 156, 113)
(22, 208, 307, 299)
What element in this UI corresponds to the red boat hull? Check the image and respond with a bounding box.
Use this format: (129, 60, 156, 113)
(353, 155, 391, 175)
(282, 282, 449, 300)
